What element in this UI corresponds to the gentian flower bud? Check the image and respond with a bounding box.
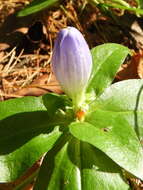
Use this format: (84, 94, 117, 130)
(52, 27, 92, 110)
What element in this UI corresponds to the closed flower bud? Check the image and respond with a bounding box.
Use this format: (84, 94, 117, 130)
(52, 27, 92, 110)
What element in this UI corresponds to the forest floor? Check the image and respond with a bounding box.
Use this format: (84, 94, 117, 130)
(1, 0, 143, 189)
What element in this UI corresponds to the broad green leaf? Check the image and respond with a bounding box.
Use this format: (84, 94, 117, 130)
(0, 95, 66, 182)
(94, 79, 143, 138)
(0, 96, 46, 120)
(34, 138, 130, 190)
(0, 127, 61, 182)
(88, 43, 130, 97)
(17, 0, 59, 17)
(70, 113, 143, 180)
(0, 111, 57, 155)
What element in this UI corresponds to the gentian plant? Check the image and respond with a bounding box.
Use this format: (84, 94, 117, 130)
(0, 26, 143, 190)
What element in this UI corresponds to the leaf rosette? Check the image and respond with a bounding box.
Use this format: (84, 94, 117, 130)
(0, 27, 143, 190)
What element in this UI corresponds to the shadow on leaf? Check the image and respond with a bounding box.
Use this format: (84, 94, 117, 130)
(0, 111, 54, 155)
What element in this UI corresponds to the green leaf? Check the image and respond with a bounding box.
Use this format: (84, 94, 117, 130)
(88, 43, 130, 97)
(102, 3, 143, 14)
(42, 93, 71, 117)
(94, 79, 143, 138)
(90, 0, 130, 7)
(0, 96, 46, 120)
(34, 138, 130, 190)
(17, 0, 59, 17)
(136, 0, 143, 8)
(0, 96, 64, 182)
(70, 114, 143, 180)
(0, 127, 61, 182)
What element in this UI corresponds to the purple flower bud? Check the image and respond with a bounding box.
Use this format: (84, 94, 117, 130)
(52, 27, 92, 109)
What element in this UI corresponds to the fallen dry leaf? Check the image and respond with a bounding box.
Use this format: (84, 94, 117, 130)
(14, 74, 62, 97)
(0, 43, 10, 51)
(130, 20, 143, 49)
(23, 184, 34, 190)
(116, 51, 143, 80)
